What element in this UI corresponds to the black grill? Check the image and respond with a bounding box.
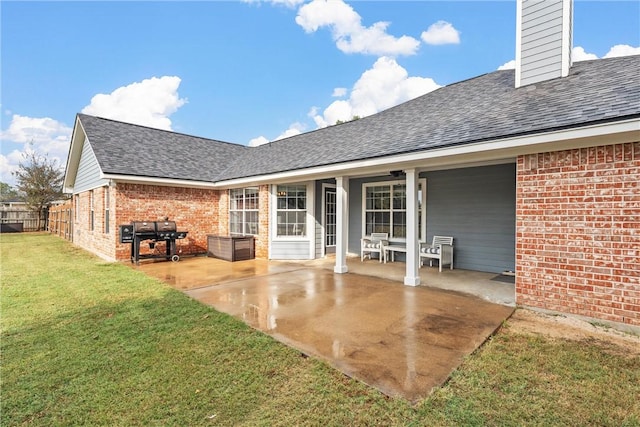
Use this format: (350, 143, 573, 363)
(120, 220, 188, 264)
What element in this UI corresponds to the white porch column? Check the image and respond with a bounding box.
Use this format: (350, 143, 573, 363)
(404, 169, 420, 286)
(334, 176, 349, 274)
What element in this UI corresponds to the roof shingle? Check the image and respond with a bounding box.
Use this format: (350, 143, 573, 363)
(219, 55, 640, 180)
(78, 114, 248, 183)
(77, 55, 640, 184)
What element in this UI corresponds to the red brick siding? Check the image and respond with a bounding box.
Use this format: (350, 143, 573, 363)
(113, 183, 220, 261)
(516, 142, 640, 327)
(72, 186, 117, 260)
(218, 190, 229, 236)
(256, 185, 270, 258)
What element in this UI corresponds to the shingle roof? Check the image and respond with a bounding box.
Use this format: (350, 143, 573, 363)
(78, 114, 248, 182)
(218, 55, 640, 180)
(77, 55, 639, 185)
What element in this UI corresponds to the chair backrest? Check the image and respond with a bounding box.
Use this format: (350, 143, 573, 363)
(370, 232, 389, 242)
(432, 235, 453, 246)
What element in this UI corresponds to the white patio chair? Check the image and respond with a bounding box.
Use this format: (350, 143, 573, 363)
(420, 235, 454, 272)
(360, 232, 389, 262)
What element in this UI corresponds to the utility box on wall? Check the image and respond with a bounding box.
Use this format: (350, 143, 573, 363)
(207, 235, 255, 262)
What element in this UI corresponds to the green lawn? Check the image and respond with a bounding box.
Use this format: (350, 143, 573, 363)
(2, 233, 639, 426)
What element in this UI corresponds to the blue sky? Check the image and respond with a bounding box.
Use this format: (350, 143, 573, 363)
(1, 0, 639, 185)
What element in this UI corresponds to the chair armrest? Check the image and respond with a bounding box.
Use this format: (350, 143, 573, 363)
(380, 240, 389, 246)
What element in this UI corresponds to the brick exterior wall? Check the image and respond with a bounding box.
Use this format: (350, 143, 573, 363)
(516, 142, 640, 327)
(257, 185, 270, 258)
(216, 185, 270, 259)
(113, 183, 221, 261)
(71, 182, 273, 262)
(72, 186, 117, 261)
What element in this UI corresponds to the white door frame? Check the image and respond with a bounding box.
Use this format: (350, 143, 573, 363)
(321, 183, 337, 257)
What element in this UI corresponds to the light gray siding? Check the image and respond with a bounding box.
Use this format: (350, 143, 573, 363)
(519, 0, 571, 87)
(314, 181, 324, 258)
(425, 164, 516, 273)
(271, 241, 310, 259)
(74, 138, 108, 193)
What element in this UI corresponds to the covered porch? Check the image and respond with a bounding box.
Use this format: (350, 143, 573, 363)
(318, 163, 516, 289)
(299, 256, 515, 306)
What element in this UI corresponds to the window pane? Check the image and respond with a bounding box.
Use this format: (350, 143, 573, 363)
(287, 197, 297, 209)
(297, 197, 306, 210)
(230, 211, 242, 234)
(245, 187, 259, 210)
(393, 184, 406, 210)
(276, 184, 307, 236)
(230, 188, 243, 210)
(365, 211, 390, 235)
(393, 211, 406, 238)
(244, 211, 258, 235)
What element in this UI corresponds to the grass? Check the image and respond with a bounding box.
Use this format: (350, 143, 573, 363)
(2, 233, 639, 426)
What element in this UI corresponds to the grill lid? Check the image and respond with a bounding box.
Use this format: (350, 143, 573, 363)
(156, 221, 177, 232)
(132, 221, 156, 234)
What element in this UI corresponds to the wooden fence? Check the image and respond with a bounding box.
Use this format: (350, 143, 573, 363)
(48, 202, 73, 241)
(0, 209, 48, 232)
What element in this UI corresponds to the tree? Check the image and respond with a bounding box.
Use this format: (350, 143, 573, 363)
(0, 182, 20, 202)
(13, 150, 65, 231)
(335, 115, 361, 125)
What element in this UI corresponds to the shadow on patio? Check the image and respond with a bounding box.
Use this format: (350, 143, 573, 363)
(296, 256, 516, 307)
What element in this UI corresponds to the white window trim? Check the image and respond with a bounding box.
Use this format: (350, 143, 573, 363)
(321, 183, 337, 257)
(361, 178, 427, 243)
(270, 182, 314, 242)
(229, 187, 260, 236)
(104, 185, 110, 234)
(89, 190, 95, 232)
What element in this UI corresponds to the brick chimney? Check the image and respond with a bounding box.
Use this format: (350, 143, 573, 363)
(515, 0, 573, 88)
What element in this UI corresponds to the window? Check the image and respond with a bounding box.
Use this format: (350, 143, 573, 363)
(363, 179, 426, 241)
(276, 184, 306, 237)
(104, 186, 110, 234)
(229, 187, 259, 235)
(89, 190, 94, 231)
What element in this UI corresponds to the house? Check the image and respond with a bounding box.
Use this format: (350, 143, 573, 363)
(62, 0, 640, 329)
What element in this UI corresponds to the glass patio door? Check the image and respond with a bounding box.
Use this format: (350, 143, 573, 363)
(324, 187, 336, 254)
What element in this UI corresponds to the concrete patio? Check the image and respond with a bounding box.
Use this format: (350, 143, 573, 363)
(137, 256, 515, 401)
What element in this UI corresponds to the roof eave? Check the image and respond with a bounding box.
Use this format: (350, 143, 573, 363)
(62, 115, 88, 193)
(102, 173, 220, 189)
(212, 118, 640, 187)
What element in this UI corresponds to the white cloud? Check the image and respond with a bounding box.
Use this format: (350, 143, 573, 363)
(81, 76, 187, 130)
(332, 87, 347, 97)
(0, 114, 72, 184)
(248, 122, 307, 147)
(603, 44, 640, 58)
(1, 75, 187, 185)
(248, 136, 269, 147)
(295, 0, 420, 56)
(572, 46, 598, 62)
(497, 59, 515, 70)
(311, 56, 440, 127)
(268, 0, 305, 7)
(0, 149, 32, 185)
(274, 122, 306, 140)
(1, 114, 72, 147)
(421, 21, 461, 45)
(242, 0, 304, 8)
(496, 43, 640, 70)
